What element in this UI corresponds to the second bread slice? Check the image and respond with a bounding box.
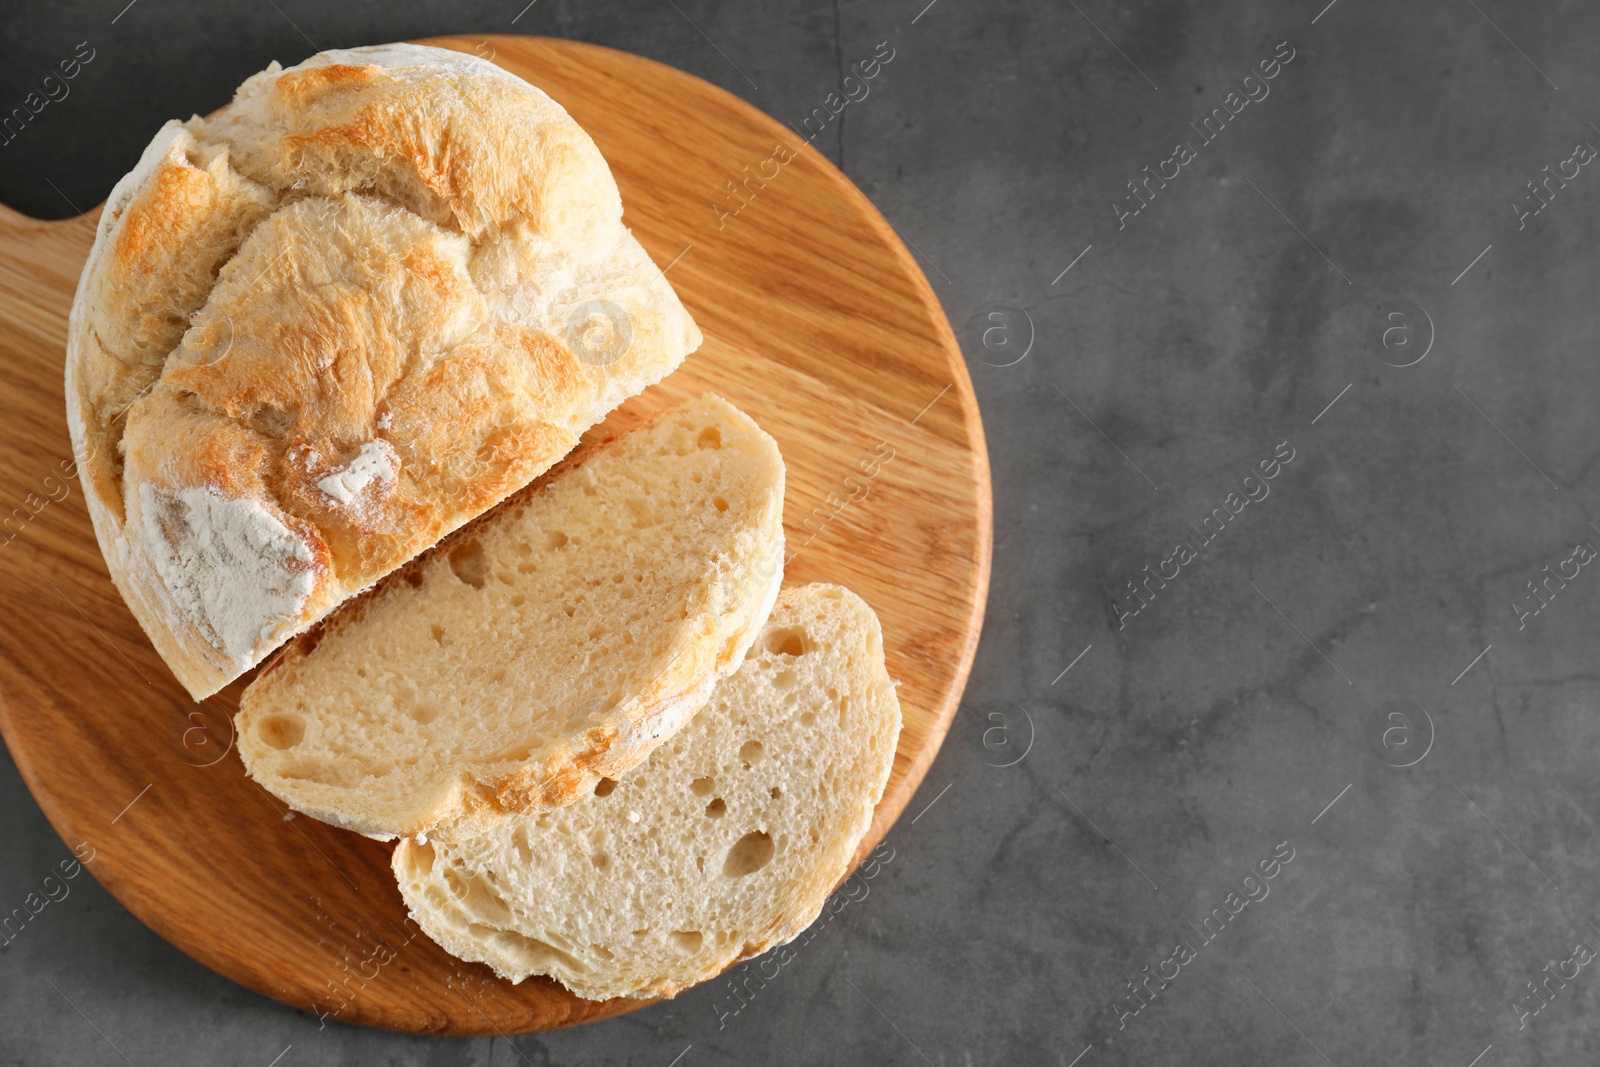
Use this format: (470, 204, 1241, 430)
(236, 395, 785, 840)
(392, 583, 903, 1000)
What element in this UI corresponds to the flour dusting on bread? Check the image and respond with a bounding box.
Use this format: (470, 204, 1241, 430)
(316, 440, 398, 508)
(138, 485, 319, 667)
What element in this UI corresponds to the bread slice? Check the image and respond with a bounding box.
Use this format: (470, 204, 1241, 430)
(391, 583, 902, 1000)
(235, 396, 784, 841)
(66, 43, 701, 699)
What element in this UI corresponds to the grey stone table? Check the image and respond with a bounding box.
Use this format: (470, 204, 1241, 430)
(4, 1, 1599, 1063)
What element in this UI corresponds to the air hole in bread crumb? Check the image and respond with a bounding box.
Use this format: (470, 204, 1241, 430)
(696, 426, 722, 450)
(800, 711, 816, 727)
(404, 570, 424, 588)
(594, 777, 618, 797)
(479, 928, 588, 973)
(448, 539, 487, 588)
(712, 496, 728, 512)
(632, 928, 649, 938)
(408, 703, 439, 725)
(739, 741, 765, 767)
(705, 798, 727, 818)
(430, 623, 445, 644)
(626, 497, 657, 528)
(763, 627, 809, 657)
(724, 832, 774, 877)
(690, 776, 715, 797)
(273, 757, 348, 785)
(546, 530, 569, 550)
(671, 930, 703, 954)
(257, 714, 305, 749)
(773, 669, 797, 690)
(441, 869, 472, 903)
(592, 853, 611, 870)
(770, 786, 782, 799)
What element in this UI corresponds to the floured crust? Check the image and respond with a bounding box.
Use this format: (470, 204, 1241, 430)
(65, 43, 701, 699)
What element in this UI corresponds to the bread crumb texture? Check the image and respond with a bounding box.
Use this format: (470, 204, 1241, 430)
(237, 395, 786, 841)
(392, 583, 902, 1001)
(66, 43, 701, 698)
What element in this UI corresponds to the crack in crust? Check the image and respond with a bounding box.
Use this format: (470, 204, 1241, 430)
(65, 43, 702, 699)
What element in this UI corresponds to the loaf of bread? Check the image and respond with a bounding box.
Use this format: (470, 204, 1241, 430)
(65, 43, 700, 699)
(236, 396, 785, 840)
(391, 583, 902, 1000)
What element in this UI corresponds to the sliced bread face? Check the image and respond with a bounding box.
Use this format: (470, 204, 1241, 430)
(236, 395, 785, 841)
(392, 583, 903, 1001)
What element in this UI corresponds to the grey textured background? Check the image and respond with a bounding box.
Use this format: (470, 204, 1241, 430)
(4, 0, 1600, 1064)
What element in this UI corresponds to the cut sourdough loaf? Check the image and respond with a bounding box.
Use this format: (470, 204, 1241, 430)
(391, 583, 902, 1000)
(67, 43, 701, 699)
(236, 395, 784, 840)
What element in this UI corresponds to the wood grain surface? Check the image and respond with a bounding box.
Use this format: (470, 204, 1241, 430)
(0, 35, 990, 1035)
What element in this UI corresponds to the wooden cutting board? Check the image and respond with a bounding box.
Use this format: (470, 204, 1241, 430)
(0, 34, 990, 1034)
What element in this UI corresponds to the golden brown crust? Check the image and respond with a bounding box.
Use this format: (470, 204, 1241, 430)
(65, 44, 700, 699)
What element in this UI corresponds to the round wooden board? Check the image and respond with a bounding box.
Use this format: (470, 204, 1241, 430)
(0, 35, 990, 1034)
